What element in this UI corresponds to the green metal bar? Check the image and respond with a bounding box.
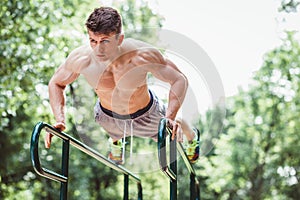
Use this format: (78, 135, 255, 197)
(196, 181, 200, 200)
(137, 183, 143, 200)
(124, 174, 129, 200)
(43, 123, 141, 182)
(157, 118, 201, 200)
(30, 122, 143, 199)
(60, 140, 70, 200)
(170, 135, 177, 200)
(30, 122, 68, 183)
(157, 119, 176, 181)
(190, 173, 195, 200)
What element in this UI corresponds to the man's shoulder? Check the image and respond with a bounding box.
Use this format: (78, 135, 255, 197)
(122, 38, 163, 60)
(68, 45, 92, 58)
(65, 45, 92, 72)
(122, 38, 155, 51)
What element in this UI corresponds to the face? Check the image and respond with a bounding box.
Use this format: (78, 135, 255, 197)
(88, 30, 123, 62)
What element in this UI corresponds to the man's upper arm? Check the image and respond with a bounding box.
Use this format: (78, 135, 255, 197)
(146, 50, 186, 85)
(49, 63, 79, 88)
(49, 46, 90, 87)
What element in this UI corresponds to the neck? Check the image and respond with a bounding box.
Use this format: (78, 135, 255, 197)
(109, 47, 122, 63)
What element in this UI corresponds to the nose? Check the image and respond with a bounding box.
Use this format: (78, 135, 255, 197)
(94, 43, 105, 53)
(99, 45, 105, 53)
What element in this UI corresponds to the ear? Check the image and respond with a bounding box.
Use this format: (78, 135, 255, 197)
(117, 34, 124, 46)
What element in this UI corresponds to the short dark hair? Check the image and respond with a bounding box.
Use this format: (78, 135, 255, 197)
(85, 7, 122, 35)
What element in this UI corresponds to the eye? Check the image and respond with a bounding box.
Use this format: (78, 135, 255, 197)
(101, 40, 110, 44)
(90, 39, 97, 44)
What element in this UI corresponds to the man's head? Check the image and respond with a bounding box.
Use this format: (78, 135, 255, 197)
(85, 7, 122, 35)
(86, 7, 124, 62)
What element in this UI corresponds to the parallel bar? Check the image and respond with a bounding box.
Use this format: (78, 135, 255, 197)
(157, 119, 176, 181)
(43, 123, 141, 183)
(30, 122, 68, 183)
(157, 118, 201, 200)
(60, 140, 69, 200)
(30, 121, 143, 199)
(190, 173, 195, 200)
(137, 183, 143, 200)
(165, 126, 197, 177)
(170, 135, 177, 200)
(196, 182, 200, 200)
(124, 174, 129, 200)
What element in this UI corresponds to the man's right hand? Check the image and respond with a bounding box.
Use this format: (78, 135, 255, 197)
(44, 122, 66, 148)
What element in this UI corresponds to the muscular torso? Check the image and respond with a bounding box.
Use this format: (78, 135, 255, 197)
(79, 41, 154, 115)
(50, 37, 186, 121)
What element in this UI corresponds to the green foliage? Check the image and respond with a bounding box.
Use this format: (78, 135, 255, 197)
(198, 32, 300, 200)
(1, 0, 165, 199)
(279, 0, 300, 13)
(0, 0, 94, 198)
(113, 0, 163, 43)
(3, 0, 299, 199)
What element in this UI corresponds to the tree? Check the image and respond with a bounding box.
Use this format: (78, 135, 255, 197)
(279, 0, 300, 13)
(1, 0, 165, 199)
(1, 0, 89, 198)
(198, 32, 300, 200)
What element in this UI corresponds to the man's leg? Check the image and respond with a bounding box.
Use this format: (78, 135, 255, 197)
(176, 119, 200, 163)
(177, 119, 195, 141)
(108, 137, 124, 165)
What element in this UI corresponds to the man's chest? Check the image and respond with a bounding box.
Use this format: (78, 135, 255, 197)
(97, 62, 148, 92)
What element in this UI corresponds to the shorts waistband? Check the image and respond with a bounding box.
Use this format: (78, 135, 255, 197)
(99, 90, 154, 120)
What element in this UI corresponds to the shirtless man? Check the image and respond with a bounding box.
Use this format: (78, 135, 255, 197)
(44, 7, 200, 164)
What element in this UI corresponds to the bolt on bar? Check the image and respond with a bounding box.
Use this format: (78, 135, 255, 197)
(30, 121, 143, 200)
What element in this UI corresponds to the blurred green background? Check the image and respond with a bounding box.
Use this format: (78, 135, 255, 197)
(1, 0, 300, 199)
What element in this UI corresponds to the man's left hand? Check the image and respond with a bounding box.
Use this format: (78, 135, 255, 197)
(166, 118, 183, 142)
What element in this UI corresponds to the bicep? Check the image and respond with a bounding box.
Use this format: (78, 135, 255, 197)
(150, 58, 186, 85)
(49, 45, 91, 87)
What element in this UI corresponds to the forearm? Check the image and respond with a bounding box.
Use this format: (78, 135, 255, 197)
(49, 81, 66, 124)
(165, 75, 188, 120)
